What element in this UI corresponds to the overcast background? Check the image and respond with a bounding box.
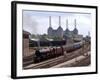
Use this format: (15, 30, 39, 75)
(23, 10, 92, 37)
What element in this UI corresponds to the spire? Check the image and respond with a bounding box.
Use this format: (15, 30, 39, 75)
(66, 19, 68, 29)
(74, 19, 76, 28)
(59, 16, 61, 27)
(49, 16, 51, 27)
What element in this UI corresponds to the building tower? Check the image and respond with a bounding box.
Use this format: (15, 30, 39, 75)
(64, 19, 71, 39)
(66, 19, 68, 29)
(49, 16, 52, 27)
(48, 16, 53, 36)
(88, 31, 90, 37)
(57, 16, 63, 37)
(73, 19, 78, 35)
(65, 19, 70, 34)
(59, 16, 61, 27)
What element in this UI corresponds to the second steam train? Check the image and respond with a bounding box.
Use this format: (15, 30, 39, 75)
(33, 41, 84, 63)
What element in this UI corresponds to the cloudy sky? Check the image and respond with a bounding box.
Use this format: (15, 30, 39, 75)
(23, 10, 91, 37)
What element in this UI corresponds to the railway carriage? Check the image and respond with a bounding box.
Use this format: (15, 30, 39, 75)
(34, 41, 84, 63)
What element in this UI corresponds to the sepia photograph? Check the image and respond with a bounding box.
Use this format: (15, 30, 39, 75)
(11, 1, 97, 79)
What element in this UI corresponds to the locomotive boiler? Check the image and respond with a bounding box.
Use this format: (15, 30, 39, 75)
(34, 41, 84, 63)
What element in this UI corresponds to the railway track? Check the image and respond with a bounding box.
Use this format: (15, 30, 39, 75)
(24, 45, 90, 69)
(52, 52, 90, 68)
(24, 55, 64, 69)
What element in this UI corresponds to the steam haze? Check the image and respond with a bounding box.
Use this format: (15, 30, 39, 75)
(23, 10, 92, 37)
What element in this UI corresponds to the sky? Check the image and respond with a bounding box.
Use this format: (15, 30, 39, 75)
(23, 10, 92, 37)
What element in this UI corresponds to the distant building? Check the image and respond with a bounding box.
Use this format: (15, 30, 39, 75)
(23, 30, 31, 57)
(47, 16, 81, 41)
(48, 16, 63, 38)
(73, 35, 83, 42)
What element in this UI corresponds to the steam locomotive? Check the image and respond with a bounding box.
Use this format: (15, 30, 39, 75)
(34, 41, 84, 63)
